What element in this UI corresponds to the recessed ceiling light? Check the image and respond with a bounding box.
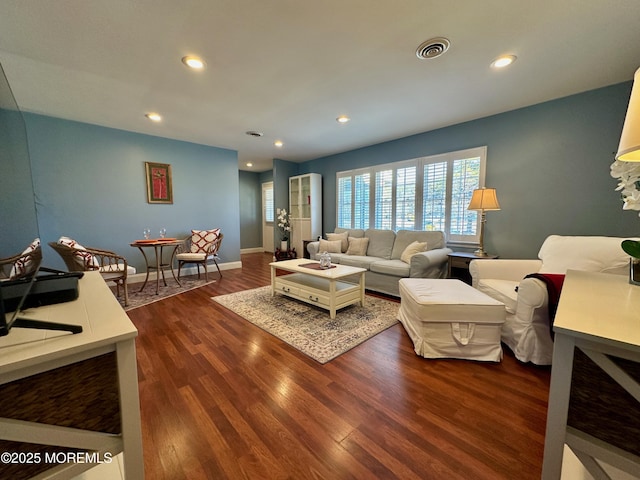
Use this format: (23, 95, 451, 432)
(246, 162, 253, 167)
(274, 140, 284, 148)
(182, 56, 205, 70)
(145, 112, 162, 122)
(336, 115, 350, 124)
(491, 55, 517, 69)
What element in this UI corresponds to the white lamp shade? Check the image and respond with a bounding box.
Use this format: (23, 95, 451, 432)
(468, 188, 501, 211)
(616, 67, 640, 162)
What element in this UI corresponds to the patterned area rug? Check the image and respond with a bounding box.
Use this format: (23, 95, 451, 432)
(119, 276, 217, 311)
(212, 286, 399, 364)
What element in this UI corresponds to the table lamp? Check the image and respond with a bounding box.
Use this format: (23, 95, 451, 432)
(616, 67, 640, 162)
(468, 187, 501, 256)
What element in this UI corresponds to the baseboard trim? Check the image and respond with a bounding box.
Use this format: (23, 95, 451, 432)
(240, 247, 265, 254)
(128, 260, 242, 284)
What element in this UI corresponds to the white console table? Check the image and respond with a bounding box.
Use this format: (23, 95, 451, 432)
(0, 271, 143, 480)
(542, 270, 640, 479)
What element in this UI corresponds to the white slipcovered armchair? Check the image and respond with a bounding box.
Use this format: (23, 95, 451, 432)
(469, 235, 632, 365)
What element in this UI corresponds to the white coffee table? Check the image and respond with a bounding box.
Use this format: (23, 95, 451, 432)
(270, 258, 366, 319)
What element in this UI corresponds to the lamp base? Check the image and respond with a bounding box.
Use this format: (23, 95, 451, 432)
(473, 248, 489, 257)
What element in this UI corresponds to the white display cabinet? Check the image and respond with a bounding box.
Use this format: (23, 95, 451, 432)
(289, 173, 322, 257)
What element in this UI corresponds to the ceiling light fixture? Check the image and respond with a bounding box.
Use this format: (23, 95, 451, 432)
(274, 140, 284, 148)
(145, 112, 162, 122)
(246, 162, 253, 167)
(336, 115, 350, 124)
(181, 56, 205, 70)
(491, 55, 517, 69)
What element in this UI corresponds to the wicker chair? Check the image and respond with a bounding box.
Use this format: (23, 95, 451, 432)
(49, 242, 132, 306)
(176, 232, 223, 281)
(0, 246, 42, 280)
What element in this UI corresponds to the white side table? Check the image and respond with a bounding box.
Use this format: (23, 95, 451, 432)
(542, 270, 640, 479)
(0, 272, 143, 480)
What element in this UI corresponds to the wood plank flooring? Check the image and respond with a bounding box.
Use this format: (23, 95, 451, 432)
(127, 252, 551, 479)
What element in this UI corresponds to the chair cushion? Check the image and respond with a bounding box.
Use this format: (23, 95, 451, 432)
(10, 238, 40, 279)
(190, 229, 220, 253)
(99, 264, 136, 275)
(57, 236, 99, 269)
(177, 252, 208, 261)
(476, 279, 518, 314)
(538, 235, 631, 275)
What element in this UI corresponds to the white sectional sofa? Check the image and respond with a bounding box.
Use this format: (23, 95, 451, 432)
(307, 228, 452, 296)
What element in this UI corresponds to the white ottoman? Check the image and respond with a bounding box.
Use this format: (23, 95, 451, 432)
(398, 278, 505, 362)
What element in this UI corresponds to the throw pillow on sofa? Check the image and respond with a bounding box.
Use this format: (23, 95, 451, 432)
(319, 239, 342, 253)
(400, 241, 427, 264)
(346, 237, 369, 256)
(326, 231, 349, 252)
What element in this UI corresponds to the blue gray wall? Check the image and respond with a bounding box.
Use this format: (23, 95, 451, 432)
(239, 170, 262, 249)
(298, 81, 637, 258)
(24, 114, 240, 272)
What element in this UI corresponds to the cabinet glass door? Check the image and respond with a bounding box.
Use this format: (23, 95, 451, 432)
(301, 176, 311, 219)
(289, 177, 301, 218)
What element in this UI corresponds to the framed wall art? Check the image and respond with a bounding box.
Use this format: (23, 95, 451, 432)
(145, 162, 173, 204)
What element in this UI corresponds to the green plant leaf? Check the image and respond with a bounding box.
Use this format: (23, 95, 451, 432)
(621, 240, 640, 259)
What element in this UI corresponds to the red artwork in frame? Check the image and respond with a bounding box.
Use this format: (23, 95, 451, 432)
(145, 162, 173, 204)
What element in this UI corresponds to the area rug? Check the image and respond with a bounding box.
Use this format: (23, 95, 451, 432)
(119, 276, 216, 311)
(212, 286, 399, 363)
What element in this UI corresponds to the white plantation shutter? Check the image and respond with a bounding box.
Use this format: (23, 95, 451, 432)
(375, 170, 393, 229)
(353, 173, 370, 229)
(336, 146, 486, 245)
(264, 184, 274, 223)
(395, 166, 416, 230)
(422, 161, 447, 232)
(337, 176, 352, 229)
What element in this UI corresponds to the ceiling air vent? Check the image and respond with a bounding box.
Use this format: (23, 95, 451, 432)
(416, 37, 450, 60)
(245, 131, 264, 138)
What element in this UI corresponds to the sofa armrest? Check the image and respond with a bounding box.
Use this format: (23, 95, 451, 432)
(469, 259, 542, 287)
(409, 248, 453, 278)
(307, 241, 320, 259)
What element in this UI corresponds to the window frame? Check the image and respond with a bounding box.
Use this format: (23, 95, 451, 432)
(335, 146, 487, 246)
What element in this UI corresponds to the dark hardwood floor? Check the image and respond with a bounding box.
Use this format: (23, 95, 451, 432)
(127, 252, 551, 479)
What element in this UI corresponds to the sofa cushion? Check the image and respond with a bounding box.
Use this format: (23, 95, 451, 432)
(339, 255, 383, 270)
(538, 235, 631, 275)
(326, 231, 349, 252)
(346, 237, 369, 255)
(370, 259, 411, 277)
(334, 228, 365, 238)
(319, 239, 342, 253)
(400, 241, 428, 264)
(391, 230, 445, 259)
(476, 279, 518, 314)
(365, 229, 395, 259)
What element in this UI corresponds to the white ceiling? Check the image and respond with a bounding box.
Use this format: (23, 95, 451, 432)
(1, 0, 639, 172)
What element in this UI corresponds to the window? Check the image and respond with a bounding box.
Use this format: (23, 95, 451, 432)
(336, 146, 487, 244)
(263, 182, 274, 223)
